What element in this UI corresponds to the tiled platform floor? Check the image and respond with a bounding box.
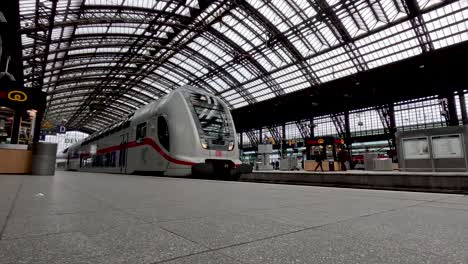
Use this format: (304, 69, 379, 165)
(0, 171, 467, 264)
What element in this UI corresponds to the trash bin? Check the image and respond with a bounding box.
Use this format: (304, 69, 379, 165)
(31, 142, 57, 175)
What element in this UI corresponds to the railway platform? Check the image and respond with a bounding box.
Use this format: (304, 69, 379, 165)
(0, 171, 467, 264)
(243, 170, 468, 194)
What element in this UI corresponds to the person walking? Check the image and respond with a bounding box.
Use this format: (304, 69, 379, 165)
(314, 152, 324, 172)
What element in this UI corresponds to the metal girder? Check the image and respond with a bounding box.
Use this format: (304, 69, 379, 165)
(41, 71, 175, 96)
(245, 130, 259, 147)
(22, 18, 187, 33)
(267, 126, 282, 145)
(238, 0, 320, 87)
(48, 94, 145, 111)
(28, 66, 138, 80)
(23, 34, 168, 50)
(210, 11, 285, 97)
(28, 0, 58, 90)
(402, 0, 434, 53)
(27, 62, 145, 78)
(81, 4, 189, 19)
(23, 42, 172, 60)
(310, 0, 368, 72)
(180, 44, 254, 103)
(207, 29, 276, 101)
(69, 0, 231, 129)
(23, 51, 144, 62)
(331, 113, 346, 138)
(376, 104, 397, 151)
(48, 85, 156, 103)
(65, 0, 187, 128)
(47, 104, 131, 120)
(295, 120, 311, 139)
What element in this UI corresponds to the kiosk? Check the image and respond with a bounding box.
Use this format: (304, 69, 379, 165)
(303, 136, 346, 171)
(0, 75, 46, 173)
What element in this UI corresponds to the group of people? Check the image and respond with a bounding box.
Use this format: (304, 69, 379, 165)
(270, 160, 280, 170)
(314, 148, 350, 172)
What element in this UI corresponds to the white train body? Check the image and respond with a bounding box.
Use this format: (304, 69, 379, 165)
(64, 86, 243, 177)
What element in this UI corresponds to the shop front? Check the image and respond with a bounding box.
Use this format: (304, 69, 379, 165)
(303, 136, 346, 171)
(0, 77, 46, 173)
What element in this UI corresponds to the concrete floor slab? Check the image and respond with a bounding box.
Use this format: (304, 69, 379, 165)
(156, 252, 243, 264)
(0, 171, 467, 264)
(0, 232, 106, 264)
(89, 223, 207, 264)
(160, 213, 303, 249)
(2, 210, 146, 239)
(218, 229, 451, 264)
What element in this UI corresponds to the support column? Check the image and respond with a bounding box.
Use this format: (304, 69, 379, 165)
(10, 111, 21, 144)
(388, 103, 398, 162)
(258, 128, 262, 144)
(458, 90, 468, 125)
(344, 111, 353, 169)
(446, 94, 459, 126)
(281, 124, 286, 158)
(344, 111, 351, 145)
(239, 132, 243, 149)
(309, 117, 314, 138)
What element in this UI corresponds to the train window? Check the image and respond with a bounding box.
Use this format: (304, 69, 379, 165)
(158, 116, 170, 151)
(136, 122, 147, 142)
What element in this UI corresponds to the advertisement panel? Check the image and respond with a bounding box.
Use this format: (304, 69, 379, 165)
(431, 134, 464, 159)
(403, 137, 430, 160)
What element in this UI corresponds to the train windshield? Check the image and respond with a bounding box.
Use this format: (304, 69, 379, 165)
(189, 93, 231, 139)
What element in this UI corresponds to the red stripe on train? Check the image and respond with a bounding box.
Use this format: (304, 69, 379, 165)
(80, 138, 197, 166)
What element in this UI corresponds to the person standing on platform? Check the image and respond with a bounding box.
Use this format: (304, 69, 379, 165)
(314, 152, 324, 172)
(338, 148, 348, 171)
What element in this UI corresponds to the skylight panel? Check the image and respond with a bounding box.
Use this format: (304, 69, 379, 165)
(228, 65, 255, 83)
(251, 88, 274, 101)
(417, 0, 445, 10)
(307, 47, 357, 83)
(423, 1, 468, 50)
(247, 82, 268, 94)
(189, 40, 228, 66)
(123, 94, 148, 105)
(140, 78, 169, 94)
(116, 99, 139, 110)
(68, 48, 97, 56)
(356, 21, 421, 69)
(221, 89, 237, 98)
(220, 26, 252, 51)
(254, 2, 289, 32)
(229, 97, 246, 106)
(208, 77, 230, 92)
(230, 101, 247, 109)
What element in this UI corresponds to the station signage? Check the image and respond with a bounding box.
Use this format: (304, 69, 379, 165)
(0, 90, 28, 102)
(305, 137, 345, 146)
(0, 87, 46, 109)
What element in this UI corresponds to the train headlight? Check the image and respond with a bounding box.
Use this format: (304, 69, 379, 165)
(201, 139, 209, 149)
(228, 141, 235, 151)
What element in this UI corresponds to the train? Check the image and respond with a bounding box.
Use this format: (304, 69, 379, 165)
(63, 86, 251, 178)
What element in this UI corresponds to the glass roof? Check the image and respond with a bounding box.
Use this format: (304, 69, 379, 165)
(18, 0, 468, 132)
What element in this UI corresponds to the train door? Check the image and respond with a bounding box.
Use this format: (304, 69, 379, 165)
(156, 116, 170, 172)
(119, 133, 129, 173)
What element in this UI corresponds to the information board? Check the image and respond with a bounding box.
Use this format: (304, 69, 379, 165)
(403, 137, 430, 160)
(431, 135, 464, 159)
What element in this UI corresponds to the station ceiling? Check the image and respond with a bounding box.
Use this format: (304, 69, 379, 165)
(18, 0, 467, 132)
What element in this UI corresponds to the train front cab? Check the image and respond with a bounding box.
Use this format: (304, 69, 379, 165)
(167, 88, 249, 178)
